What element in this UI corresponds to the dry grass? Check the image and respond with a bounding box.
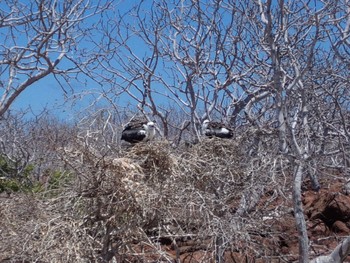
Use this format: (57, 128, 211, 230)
(0, 136, 291, 262)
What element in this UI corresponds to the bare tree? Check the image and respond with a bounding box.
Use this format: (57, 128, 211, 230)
(96, 0, 265, 141)
(94, 0, 350, 261)
(0, 0, 111, 117)
(2, 0, 350, 262)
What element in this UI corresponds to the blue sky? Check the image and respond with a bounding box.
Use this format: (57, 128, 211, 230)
(11, 76, 69, 118)
(4, 0, 333, 123)
(6, 0, 136, 120)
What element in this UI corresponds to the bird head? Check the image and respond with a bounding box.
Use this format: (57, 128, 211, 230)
(147, 121, 155, 128)
(145, 121, 156, 140)
(202, 119, 210, 129)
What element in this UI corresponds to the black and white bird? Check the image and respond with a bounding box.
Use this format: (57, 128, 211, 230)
(202, 119, 234, 139)
(121, 119, 156, 143)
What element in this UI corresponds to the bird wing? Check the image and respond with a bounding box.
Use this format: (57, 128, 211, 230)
(209, 121, 230, 130)
(208, 121, 220, 129)
(123, 120, 147, 131)
(121, 129, 146, 142)
(208, 121, 233, 134)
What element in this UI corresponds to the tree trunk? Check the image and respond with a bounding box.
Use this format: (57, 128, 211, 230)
(311, 236, 350, 263)
(293, 161, 309, 263)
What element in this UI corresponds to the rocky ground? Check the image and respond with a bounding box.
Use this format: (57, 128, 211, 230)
(123, 175, 350, 263)
(193, 179, 350, 262)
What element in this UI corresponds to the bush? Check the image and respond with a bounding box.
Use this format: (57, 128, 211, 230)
(0, 155, 34, 193)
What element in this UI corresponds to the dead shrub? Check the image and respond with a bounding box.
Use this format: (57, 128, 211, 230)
(0, 134, 290, 262)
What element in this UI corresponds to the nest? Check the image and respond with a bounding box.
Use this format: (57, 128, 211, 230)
(182, 137, 246, 182)
(124, 140, 177, 181)
(193, 137, 242, 157)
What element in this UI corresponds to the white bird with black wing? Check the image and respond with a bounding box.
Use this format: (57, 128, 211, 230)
(121, 118, 156, 143)
(202, 119, 233, 139)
